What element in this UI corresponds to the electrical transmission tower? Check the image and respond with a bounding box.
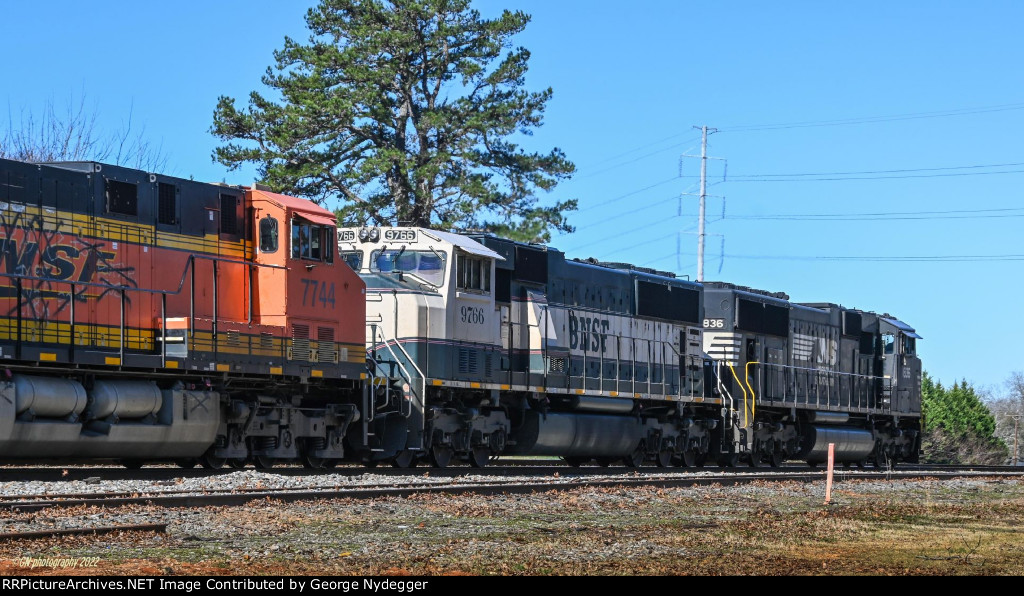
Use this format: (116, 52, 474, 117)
(681, 125, 724, 281)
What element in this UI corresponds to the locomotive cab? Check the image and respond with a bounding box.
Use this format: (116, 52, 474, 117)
(248, 189, 366, 380)
(338, 226, 508, 465)
(879, 317, 923, 415)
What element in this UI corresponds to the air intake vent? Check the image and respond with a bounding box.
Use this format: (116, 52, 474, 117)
(458, 348, 478, 374)
(291, 324, 311, 361)
(318, 326, 338, 363)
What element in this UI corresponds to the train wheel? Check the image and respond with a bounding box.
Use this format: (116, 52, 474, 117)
(679, 449, 698, 468)
(595, 457, 614, 467)
(174, 459, 197, 469)
(717, 453, 738, 468)
(855, 459, 867, 469)
(429, 445, 453, 468)
(468, 446, 490, 469)
(623, 444, 645, 468)
(391, 450, 418, 469)
(747, 448, 763, 468)
(200, 450, 226, 470)
(769, 450, 784, 468)
(562, 456, 588, 467)
(120, 459, 145, 470)
(656, 450, 673, 468)
(301, 452, 327, 470)
(253, 456, 276, 470)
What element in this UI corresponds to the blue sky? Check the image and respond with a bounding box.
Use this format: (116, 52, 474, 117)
(2, 1, 1022, 395)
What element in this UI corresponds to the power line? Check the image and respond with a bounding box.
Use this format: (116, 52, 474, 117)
(577, 137, 701, 179)
(563, 220, 679, 253)
(586, 232, 679, 260)
(718, 102, 1024, 132)
(573, 195, 680, 231)
(722, 168, 1024, 182)
(724, 161, 1024, 179)
(583, 133, 702, 169)
(727, 206, 1024, 221)
(724, 253, 1024, 262)
(576, 176, 680, 212)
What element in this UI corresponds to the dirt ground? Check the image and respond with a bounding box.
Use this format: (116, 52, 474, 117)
(1, 475, 1022, 576)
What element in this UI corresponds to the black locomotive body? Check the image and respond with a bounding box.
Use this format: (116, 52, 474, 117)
(702, 282, 921, 467)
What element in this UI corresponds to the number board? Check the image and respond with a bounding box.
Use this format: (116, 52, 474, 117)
(703, 318, 726, 329)
(384, 229, 417, 242)
(338, 230, 356, 242)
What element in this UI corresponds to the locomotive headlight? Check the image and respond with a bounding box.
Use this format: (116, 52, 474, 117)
(358, 228, 370, 242)
(369, 227, 381, 242)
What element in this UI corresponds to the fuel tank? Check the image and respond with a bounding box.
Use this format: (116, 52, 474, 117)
(799, 425, 875, 463)
(506, 410, 644, 457)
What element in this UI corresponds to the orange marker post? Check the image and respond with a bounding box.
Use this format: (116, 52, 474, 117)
(824, 442, 835, 504)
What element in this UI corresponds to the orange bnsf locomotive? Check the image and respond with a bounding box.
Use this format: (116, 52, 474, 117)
(0, 158, 372, 468)
(0, 157, 923, 469)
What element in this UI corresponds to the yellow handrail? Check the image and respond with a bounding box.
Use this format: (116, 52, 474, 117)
(728, 364, 749, 428)
(744, 361, 760, 424)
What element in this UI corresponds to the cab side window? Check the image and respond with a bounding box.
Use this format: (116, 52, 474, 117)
(457, 254, 491, 293)
(291, 220, 334, 262)
(260, 216, 278, 253)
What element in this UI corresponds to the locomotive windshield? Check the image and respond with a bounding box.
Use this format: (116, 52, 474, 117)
(371, 249, 446, 286)
(292, 220, 334, 262)
(339, 252, 362, 272)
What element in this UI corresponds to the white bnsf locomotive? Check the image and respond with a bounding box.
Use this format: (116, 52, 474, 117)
(339, 227, 922, 468)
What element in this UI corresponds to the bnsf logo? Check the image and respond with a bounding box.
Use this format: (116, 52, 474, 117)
(384, 230, 416, 242)
(1, 238, 120, 285)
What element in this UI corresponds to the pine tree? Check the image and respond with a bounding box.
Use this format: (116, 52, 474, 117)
(922, 372, 1007, 464)
(211, 0, 575, 242)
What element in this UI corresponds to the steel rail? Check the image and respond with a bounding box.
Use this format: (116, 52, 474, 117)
(2, 469, 1021, 513)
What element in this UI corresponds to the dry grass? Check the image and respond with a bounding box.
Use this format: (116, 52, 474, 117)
(2, 477, 1023, 576)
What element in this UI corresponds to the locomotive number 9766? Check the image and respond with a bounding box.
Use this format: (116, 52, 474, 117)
(384, 229, 417, 242)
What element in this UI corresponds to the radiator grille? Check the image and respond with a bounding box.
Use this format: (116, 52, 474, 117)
(317, 326, 338, 363)
(291, 324, 311, 361)
(458, 348, 478, 374)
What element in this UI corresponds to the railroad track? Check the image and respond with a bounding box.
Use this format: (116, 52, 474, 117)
(1, 460, 1019, 484)
(0, 523, 166, 542)
(2, 467, 1021, 514)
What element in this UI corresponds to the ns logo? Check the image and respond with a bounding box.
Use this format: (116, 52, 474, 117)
(817, 338, 838, 366)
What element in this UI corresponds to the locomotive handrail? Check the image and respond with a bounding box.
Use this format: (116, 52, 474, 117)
(714, 362, 736, 431)
(727, 364, 750, 427)
(744, 361, 759, 423)
(0, 250, 287, 360)
(366, 324, 419, 419)
(742, 361, 893, 413)
(377, 328, 424, 382)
